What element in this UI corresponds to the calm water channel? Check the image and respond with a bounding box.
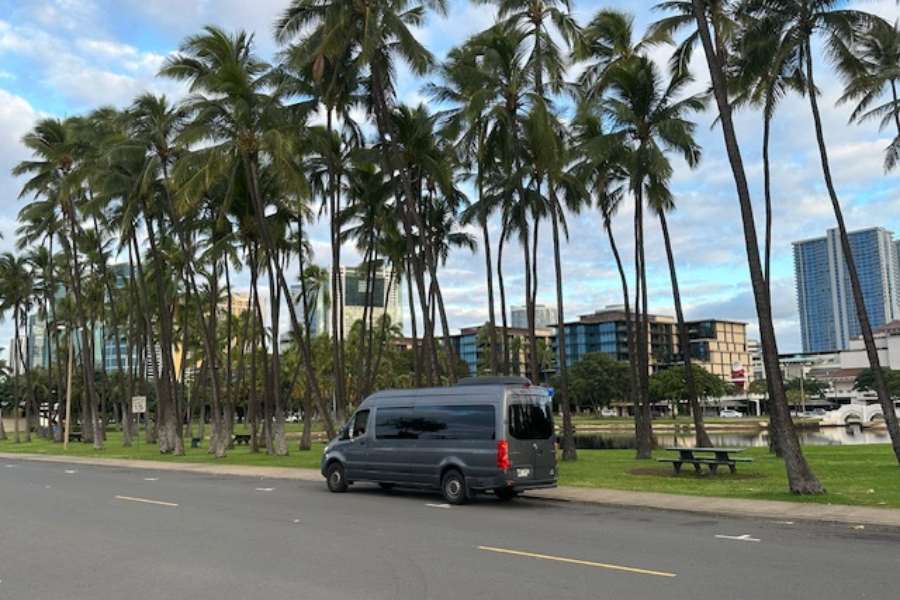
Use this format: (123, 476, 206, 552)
(574, 425, 890, 450)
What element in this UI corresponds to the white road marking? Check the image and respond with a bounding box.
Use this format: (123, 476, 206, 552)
(64, 470, 77, 474)
(143, 478, 159, 481)
(5, 464, 17, 468)
(852, 525, 865, 530)
(292, 519, 302, 524)
(114, 495, 179, 508)
(425, 503, 451, 509)
(715, 534, 760, 543)
(255, 487, 274, 492)
(773, 520, 794, 525)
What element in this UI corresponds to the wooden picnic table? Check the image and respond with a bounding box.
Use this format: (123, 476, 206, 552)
(232, 434, 251, 446)
(658, 447, 752, 475)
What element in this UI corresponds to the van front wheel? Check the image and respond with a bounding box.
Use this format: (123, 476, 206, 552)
(326, 462, 348, 493)
(441, 469, 468, 505)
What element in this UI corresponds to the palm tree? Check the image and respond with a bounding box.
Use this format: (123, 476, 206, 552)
(741, 0, 900, 464)
(571, 107, 640, 431)
(837, 17, 900, 171)
(13, 118, 104, 449)
(601, 54, 708, 458)
(684, 0, 824, 493)
(160, 26, 336, 448)
(275, 27, 364, 420)
(485, 0, 580, 392)
(429, 42, 503, 375)
(0, 253, 36, 444)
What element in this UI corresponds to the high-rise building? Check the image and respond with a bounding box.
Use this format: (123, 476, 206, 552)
(290, 265, 403, 338)
(510, 304, 557, 329)
(794, 227, 898, 352)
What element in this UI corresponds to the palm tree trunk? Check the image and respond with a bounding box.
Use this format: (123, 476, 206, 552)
(606, 221, 639, 425)
(550, 197, 576, 461)
(58, 205, 102, 449)
(659, 212, 712, 447)
(634, 187, 653, 459)
(522, 223, 536, 382)
(530, 217, 541, 382)
(405, 261, 422, 387)
(20, 307, 36, 444)
(497, 224, 510, 375)
(481, 210, 500, 374)
(804, 46, 900, 463)
(13, 304, 21, 443)
(761, 110, 783, 456)
(326, 108, 347, 418)
(690, 1, 824, 493)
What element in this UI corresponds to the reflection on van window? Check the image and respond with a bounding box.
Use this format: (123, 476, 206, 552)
(375, 405, 495, 440)
(508, 399, 553, 440)
(352, 410, 369, 438)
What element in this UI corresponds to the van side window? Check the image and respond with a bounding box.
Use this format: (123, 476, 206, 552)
(416, 405, 495, 440)
(376, 407, 417, 439)
(375, 405, 495, 440)
(352, 410, 370, 438)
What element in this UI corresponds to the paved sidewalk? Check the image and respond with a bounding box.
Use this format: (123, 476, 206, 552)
(3, 452, 899, 528)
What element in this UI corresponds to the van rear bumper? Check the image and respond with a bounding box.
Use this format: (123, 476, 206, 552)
(469, 475, 558, 492)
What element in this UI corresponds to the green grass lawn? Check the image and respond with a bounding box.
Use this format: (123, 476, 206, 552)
(560, 445, 900, 508)
(2, 434, 898, 509)
(0, 432, 325, 470)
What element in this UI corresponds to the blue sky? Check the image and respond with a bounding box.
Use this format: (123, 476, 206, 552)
(1, 0, 899, 354)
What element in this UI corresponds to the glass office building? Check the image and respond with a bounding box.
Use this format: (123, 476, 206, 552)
(794, 227, 899, 352)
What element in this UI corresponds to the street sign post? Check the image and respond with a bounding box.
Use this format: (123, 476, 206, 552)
(132, 396, 147, 414)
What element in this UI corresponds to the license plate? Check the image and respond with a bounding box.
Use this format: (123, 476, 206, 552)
(516, 467, 532, 478)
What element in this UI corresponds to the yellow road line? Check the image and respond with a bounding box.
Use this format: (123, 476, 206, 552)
(114, 495, 179, 508)
(477, 545, 676, 578)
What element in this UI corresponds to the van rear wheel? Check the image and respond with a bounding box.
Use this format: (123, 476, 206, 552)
(441, 469, 468, 505)
(378, 483, 395, 491)
(326, 462, 348, 493)
(495, 487, 518, 502)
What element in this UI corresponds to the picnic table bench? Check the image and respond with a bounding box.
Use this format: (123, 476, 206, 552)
(232, 434, 252, 446)
(658, 447, 752, 475)
(69, 431, 83, 443)
(191, 437, 202, 449)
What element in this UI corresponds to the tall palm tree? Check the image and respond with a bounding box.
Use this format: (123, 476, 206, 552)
(684, 0, 824, 493)
(741, 0, 900, 464)
(485, 0, 580, 391)
(161, 26, 336, 447)
(0, 253, 37, 444)
(13, 118, 104, 449)
(429, 41, 503, 375)
(601, 54, 708, 458)
(275, 29, 364, 419)
(571, 108, 640, 430)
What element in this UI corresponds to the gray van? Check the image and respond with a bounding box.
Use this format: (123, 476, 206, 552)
(320, 377, 557, 504)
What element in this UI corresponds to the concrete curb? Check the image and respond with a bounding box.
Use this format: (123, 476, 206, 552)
(3, 452, 899, 528)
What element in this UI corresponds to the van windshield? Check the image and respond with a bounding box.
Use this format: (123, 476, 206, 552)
(508, 396, 554, 440)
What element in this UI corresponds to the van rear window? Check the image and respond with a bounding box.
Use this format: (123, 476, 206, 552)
(508, 398, 554, 440)
(375, 405, 495, 440)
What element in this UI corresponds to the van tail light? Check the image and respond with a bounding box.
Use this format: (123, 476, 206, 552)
(496, 440, 511, 470)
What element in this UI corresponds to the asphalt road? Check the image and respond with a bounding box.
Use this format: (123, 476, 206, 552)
(2, 459, 898, 600)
